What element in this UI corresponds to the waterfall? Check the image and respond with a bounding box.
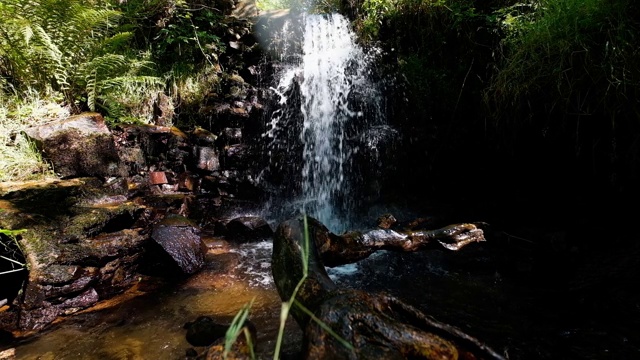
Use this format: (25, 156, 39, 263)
(262, 13, 386, 233)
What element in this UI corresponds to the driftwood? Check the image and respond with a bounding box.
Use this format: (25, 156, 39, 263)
(272, 216, 505, 360)
(318, 220, 487, 266)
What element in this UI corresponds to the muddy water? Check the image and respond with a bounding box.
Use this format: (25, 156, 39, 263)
(13, 240, 303, 360)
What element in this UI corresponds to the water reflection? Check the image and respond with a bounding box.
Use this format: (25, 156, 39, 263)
(14, 240, 301, 360)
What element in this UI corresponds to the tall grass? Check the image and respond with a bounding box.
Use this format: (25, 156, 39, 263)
(488, 0, 639, 124)
(0, 90, 61, 181)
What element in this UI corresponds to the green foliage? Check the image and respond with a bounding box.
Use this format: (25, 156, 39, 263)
(357, 0, 482, 40)
(154, 3, 226, 73)
(256, 0, 292, 10)
(224, 297, 256, 359)
(488, 0, 639, 125)
(0, 0, 163, 118)
(0, 91, 60, 181)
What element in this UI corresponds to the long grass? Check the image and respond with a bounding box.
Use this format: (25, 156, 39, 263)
(0, 90, 61, 182)
(488, 0, 637, 123)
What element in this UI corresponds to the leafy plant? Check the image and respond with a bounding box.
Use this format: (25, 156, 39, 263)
(0, 91, 60, 181)
(154, 3, 226, 73)
(0, 0, 164, 117)
(224, 297, 256, 360)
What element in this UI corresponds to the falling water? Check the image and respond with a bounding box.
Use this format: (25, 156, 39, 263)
(263, 13, 385, 233)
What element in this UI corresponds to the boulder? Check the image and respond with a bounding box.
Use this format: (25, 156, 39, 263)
(151, 215, 206, 274)
(226, 216, 273, 242)
(23, 113, 125, 178)
(0, 178, 149, 332)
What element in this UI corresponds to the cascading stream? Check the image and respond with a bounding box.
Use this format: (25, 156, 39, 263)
(263, 13, 385, 233)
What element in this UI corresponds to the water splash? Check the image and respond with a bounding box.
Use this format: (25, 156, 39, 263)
(262, 13, 387, 233)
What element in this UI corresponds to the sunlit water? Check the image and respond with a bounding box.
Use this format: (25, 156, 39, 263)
(12, 240, 302, 360)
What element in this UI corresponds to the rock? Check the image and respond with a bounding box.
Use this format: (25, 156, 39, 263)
(151, 215, 206, 274)
(184, 316, 228, 347)
(376, 213, 397, 229)
(192, 127, 218, 146)
(195, 146, 221, 172)
(226, 216, 273, 242)
(220, 128, 243, 145)
(272, 217, 505, 360)
(24, 112, 110, 142)
(0, 348, 15, 360)
(149, 171, 168, 185)
(0, 178, 149, 332)
(223, 144, 251, 170)
(23, 113, 125, 179)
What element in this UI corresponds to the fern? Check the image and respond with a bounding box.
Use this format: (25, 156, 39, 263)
(0, 0, 164, 116)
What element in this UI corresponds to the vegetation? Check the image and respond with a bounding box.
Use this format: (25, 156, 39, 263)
(0, 227, 27, 276)
(0, 0, 235, 181)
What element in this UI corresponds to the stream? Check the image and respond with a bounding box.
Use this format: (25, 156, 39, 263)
(11, 219, 640, 359)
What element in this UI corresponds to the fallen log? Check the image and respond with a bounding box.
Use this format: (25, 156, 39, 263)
(272, 216, 505, 360)
(315, 218, 487, 266)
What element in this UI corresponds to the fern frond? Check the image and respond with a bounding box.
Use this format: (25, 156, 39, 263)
(100, 75, 164, 92)
(86, 69, 98, 111)
(31, 24, 68, 88)
(100, 32, 134, 53)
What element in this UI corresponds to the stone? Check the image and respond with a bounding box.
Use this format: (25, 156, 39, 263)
(149, 171, 168, 185)
(0, 348, 15, 360)
(0, 178, 149, 331)
(184, 316, 228, 347)
(226, 216, 273, 242)
(151, 215, 206, 274)
(23, 113, 125, 179)
(376, 213, 397, 229)
(195, 146, 221, 172)
(223, 144, 251, 170)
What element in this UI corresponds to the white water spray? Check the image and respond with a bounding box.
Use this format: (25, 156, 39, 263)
(263, 13, 385, 232)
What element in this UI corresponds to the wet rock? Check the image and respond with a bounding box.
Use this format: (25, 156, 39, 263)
(0, 348, 15, 360)
(151, 215, 206, 274)
(18, 306, 60, 331)
(223, 144, 251, 170)
(57, 288, 99, 315)
(192, 127, 218, 146)
(376, 213, 397, 229)
(273, 217, 505, 360)
(114, 125, 192, 175)
(226, 216, 273, 242)
(0, 178, 149, 332)
(220, 128, 243, 146)
(195, 146, 221, 172)
(184, 316, 228, 347)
